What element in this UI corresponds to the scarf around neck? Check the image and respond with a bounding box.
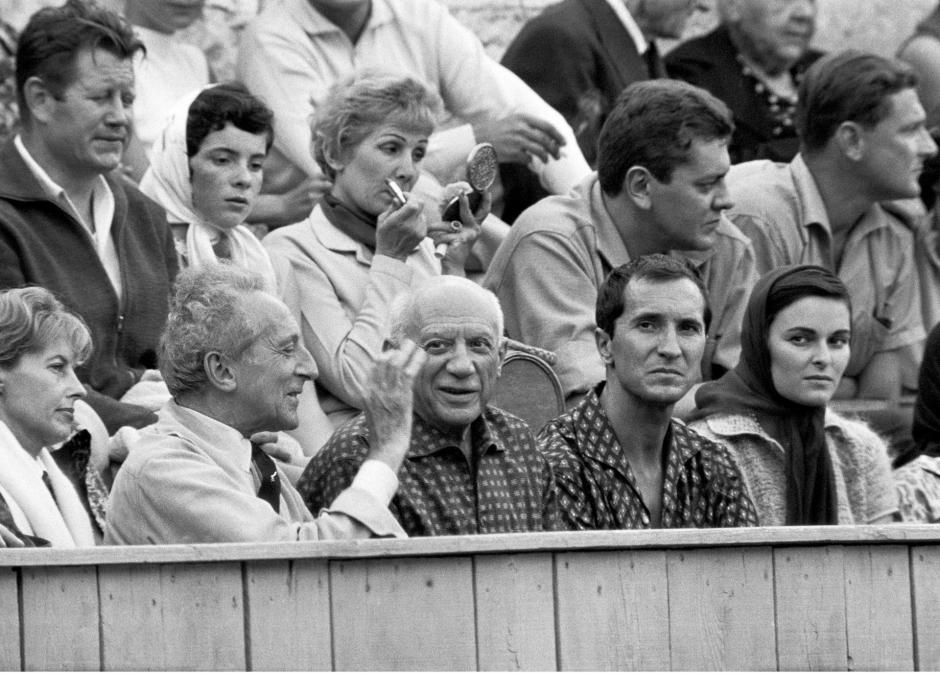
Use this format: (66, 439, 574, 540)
(138, 85, 278, 290)
(690, 265, 841, 525)
(320, 193, 380, 251)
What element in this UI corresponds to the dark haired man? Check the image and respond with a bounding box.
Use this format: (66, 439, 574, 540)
(538, 255, 757, 529)
(727, 51, 937, 404)
(485, 79, 757, 408)
(0, 0, 178, 432)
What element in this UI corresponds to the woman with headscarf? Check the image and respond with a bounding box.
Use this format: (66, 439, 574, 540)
(688, 265, 897, 525)
(140, 82, 278, 290)
(894, 323, 940, 522)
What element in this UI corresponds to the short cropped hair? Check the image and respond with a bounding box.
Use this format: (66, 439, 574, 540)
(0, 286, 92, 368)
(186, 82, 274, 158)
(312, 71, 442, 180)
(16, 0, 143, 125)
(160, 263, 268, 398)
(595, 254, 711, 336)
(797, 50, 918, 153)
(386, 276, 504, 347)
(597, 80, 734, 195)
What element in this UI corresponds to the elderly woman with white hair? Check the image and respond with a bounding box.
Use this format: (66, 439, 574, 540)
(0, 287, 109, 546)
(264, 72, 491, 437)
(666, 0, 823, 163)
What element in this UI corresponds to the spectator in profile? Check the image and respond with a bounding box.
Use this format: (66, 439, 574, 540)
(539, 255, 757, 530)
(122, 0, 211, 183)
(0, 286, 106, 547)
(264, 73, 489, 438)
(667, 0, 822, 163)
(689, 265, 897, 526)
(236, 0, 590, 223)
(726, 52, 935, 412)
(105, 264, 426, 544)
(0, 0, 178, 433)
(299, 276, 558, 536)
(502, 0, 700, 168)
(485, 80, 757, 410)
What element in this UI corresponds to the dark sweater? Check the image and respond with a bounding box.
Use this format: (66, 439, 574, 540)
(0, 140, 178, 432)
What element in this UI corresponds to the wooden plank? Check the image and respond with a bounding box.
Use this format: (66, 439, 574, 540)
(4, 525, 940, 566)
(474, 553, 556, 671)
(98, 562, 244, 670)
(774, 546, 847, 671)
(331, 556, 476, 670)
(666, 547, 776, 671)
(843, 545, 913, 671)
(912, 545, 940, 670)
(244, 559, 331, 671)
(0, 567, 20, 671)
(555, 549, 669, 670)
(20, 565, 99, 671)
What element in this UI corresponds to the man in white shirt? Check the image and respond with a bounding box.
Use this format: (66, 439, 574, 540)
(105, 263, 426, 544)
(236, 0, 591, 216)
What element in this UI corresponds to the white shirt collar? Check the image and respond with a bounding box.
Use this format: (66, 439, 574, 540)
(603, 0, 648, 54)
(14, 134, 122, 299)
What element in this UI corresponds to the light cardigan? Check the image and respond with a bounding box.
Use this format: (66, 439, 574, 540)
(0, 421, 95, 547)
(689, 411, 897, 525)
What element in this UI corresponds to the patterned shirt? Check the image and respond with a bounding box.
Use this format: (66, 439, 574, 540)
(538, 385, 757, 530)
(299, 407, 559, 536)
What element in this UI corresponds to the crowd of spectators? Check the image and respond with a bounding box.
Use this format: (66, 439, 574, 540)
(3, 0, 940, 550)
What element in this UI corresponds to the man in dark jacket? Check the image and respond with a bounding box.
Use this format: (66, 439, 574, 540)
(0, 0, 177, 432)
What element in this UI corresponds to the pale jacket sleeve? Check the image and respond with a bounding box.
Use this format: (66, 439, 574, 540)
(104, 445, 404, 544)
(424, 3, 590, 193)
(484, 227, 603, 397)
(270, 243, 418, 411)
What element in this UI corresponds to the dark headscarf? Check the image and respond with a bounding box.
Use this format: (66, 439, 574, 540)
(911, 322, 940, 461)
(690, 265, 848, 525)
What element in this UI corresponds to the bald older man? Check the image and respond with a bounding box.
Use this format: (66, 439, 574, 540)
(299, 276, 558, 536)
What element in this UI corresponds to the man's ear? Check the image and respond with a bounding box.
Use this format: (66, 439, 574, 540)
(22, 77, 56, 125)
(204, 351, 238, 393)
(623, 165, 653, 209)
(595, 327, 613, 367)
(834, 121, 865, 161)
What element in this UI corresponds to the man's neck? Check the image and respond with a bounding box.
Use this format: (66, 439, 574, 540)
(311, 0, 372, 43)
(599, 380, 672, 469)
(602, 191, 662, 259)
(802, 151, 875, 236)
(20, 132, 100, 213)
(176, 395, 255, 439)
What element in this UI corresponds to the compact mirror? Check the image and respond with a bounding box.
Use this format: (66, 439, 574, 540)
(440, 142, 498, 222)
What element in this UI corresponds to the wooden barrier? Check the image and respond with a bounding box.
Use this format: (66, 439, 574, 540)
(2, 525, 940, 671)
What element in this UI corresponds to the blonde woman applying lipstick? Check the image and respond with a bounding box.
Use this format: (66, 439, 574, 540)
(264, 72, 489, 434)
(688, 265, 897, 526)
(140, 82, 278, 290)
(0, 287, 99, 547)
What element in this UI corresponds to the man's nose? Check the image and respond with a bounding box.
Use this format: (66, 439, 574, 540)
(446, 342, 474, 376)
(712, 180, 734, 212)
(295, 344, 318, 381)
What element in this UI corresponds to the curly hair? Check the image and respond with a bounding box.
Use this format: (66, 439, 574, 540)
(312, 71, 442, 180)
(160, 263, 268, 398)
(0, 286, 92, 368)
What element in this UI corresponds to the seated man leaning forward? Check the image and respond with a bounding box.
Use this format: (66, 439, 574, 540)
(105, 263, 427, 544)
(298, 276, 558, 536)
(538, 255, 757, 530)
(484, 79, 757, 405)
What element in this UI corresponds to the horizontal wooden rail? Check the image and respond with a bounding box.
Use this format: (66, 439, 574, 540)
(1, 525, 939, 670)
